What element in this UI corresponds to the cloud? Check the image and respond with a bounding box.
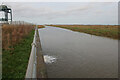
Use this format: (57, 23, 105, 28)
(2, 2, 118, 25)
(4, 2, 92, 17)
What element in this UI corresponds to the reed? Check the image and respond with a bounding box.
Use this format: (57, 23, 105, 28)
(2, 24, 35, 49)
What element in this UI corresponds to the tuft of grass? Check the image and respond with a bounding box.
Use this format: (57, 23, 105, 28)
(2, 30, 35, 78)
(48, 25, 119, 39)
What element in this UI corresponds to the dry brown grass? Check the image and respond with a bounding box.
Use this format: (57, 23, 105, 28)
(38, 25, 45, 28)
(49, 25, 119, 39)
(2, 24, 35, 49)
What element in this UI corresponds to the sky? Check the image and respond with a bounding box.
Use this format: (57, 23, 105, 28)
(0, 2, 118, 25)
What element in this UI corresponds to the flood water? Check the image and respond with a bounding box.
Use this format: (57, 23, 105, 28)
(38, 26, 118, 78)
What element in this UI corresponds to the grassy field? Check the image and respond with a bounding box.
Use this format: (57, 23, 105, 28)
(49, 25, 119, 39)
(2, 24, 44, 78)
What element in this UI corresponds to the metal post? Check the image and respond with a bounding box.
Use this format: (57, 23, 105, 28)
(10, 9, 12, 22)
(5, 11, 8, 21)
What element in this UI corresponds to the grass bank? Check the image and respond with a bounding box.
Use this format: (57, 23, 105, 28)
(2, 24, 45, 78)
(49, 25, 119, 39)
(2, 30, 34, 78)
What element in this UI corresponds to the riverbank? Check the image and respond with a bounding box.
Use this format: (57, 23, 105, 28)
(2, 30, 34, 78)
(38, 25, 45, 28)
(2, 24, 44, 78)
(49, 25, 119, 39)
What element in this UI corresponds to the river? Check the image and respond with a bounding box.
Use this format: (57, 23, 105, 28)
(38, 26, 118, 78)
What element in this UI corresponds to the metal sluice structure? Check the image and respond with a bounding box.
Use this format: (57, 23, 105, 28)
(0, 5, 12, 23)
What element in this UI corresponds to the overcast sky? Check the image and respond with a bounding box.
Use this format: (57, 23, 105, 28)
(0, 2, 118, 25)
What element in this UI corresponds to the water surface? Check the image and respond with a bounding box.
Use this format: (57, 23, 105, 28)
(39, 26, 118, 78)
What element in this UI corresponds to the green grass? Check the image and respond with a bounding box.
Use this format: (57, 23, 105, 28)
(2, 30, 34, 78)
